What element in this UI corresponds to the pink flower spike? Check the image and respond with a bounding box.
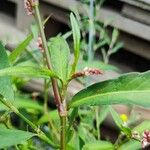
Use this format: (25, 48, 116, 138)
(71, 67, 103, 79)
(24, 0, 33, 15)
(141, 130, 150, 149)
(37, 36, 44, 52)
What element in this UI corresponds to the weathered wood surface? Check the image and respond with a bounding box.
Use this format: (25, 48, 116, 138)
(122, 4, 150, 25)
(120, 0, 150, 10)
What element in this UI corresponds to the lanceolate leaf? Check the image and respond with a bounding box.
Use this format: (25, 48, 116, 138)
(69, 71, 150, 108)
(70, 13, 81, 73)
(0, 42, 14, 100)
(82, 141, 114, 150)
(48, 37, 70, 82)
(9, 34, 33, 63)
(0, 66, 57, 79)
(0, 128, 35, 148)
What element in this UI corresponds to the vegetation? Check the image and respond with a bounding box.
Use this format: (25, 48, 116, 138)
(0, 0, 149, 149)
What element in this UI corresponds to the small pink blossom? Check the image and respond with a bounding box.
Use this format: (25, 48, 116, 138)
(37, 36, 44, 52)
(71, 67, 103, 79)
(141, 130, 150, 148)
(24, 0, 38, 15)
(24, 0, 33, 15)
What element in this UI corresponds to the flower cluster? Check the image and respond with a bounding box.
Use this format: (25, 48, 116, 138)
(142, 130, 150, 148)
(37, 36, 44, 52)
(72, 67, 103, 79)
(24, 0, 38, 15)
(132, 130, 150, 149)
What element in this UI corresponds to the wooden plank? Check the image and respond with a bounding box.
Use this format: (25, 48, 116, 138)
(119, 32, 150, 59)
(120, 0, 150, 10)
(98, 7, 150, 41)
(122, 4, 150, 25)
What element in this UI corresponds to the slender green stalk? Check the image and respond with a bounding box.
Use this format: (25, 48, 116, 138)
(95, 107, 100, 140)
(33, 3, 67, 149)
(43, 79, 59, 140)
(34, 4, 62, 113)
(60, 117, 66, 150)
(0, 96, 58, 148)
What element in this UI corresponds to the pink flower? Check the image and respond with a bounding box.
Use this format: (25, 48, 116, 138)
(37, 36, 44, 52)
(71, 67, 103, 79)
(24, 0, 38, 15)
(24, 0, 33, 15)
(141, 130, 150, 148)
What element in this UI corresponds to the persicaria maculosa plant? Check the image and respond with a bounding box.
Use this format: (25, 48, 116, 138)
(0, 0, 150, 149)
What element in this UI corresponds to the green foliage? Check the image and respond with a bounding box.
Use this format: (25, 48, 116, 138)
(48, 37, 70, 82)
(0, 66, 57, 79)
(37, 110, 59, 125)
(70, 13, 81, 73)
(133, 120, 150, 133)
(82, 141, 114, 150)
(0, 95, 43, 111)
(109, 106, 123, 129)
(0, 2, 150, 149)
(9, 34, 33, 63)
(0, 128, 35, 148)
(69, 71, 150, 108)
(118, 140, 141, 150)
(0, 42, 14, 100)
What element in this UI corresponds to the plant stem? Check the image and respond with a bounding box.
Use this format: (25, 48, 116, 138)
(33, 3, 67, 149)
(0, 96, 58, 148)
(95, 106, 100, 140)
(43, 79, 59, 140)
(34, 4, 63, 114)
(60, 116, 66, 150)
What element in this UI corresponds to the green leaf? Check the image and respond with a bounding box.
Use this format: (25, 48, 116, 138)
(82, 141, 114, 150)
(99, 106, 109, 125)
(109, 106, 123, 129)
(70, 13, 81, 73)
(118, 140, 141, 150)
(0, 128, 35, 148)
(69, 71, 150, 108)
(0, 95, 43, 111)
(133, 120, 150, 133)
(37, 110, 59, 125)
(9, 34, 33, 63)
(0, 42, 14, 100)
(0, 66, 57, 79)
(48, 37, 70, 82)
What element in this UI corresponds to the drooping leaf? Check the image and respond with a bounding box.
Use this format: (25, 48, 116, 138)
(118, 140, 141, 150)
(70, 13, 81, 73)
(0, 128, 35, 148)
(0, 66, 58, 79)
(9, 34, 33, 63)
(109, 106, 123, 129)
(48, 37, 70, 82)
(69, 71, 150, 108)
(99, 106, 109, 125)
(0, 42, 14, 100)
(82, 141, 114, 150)
(133, 120, 150, 133)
